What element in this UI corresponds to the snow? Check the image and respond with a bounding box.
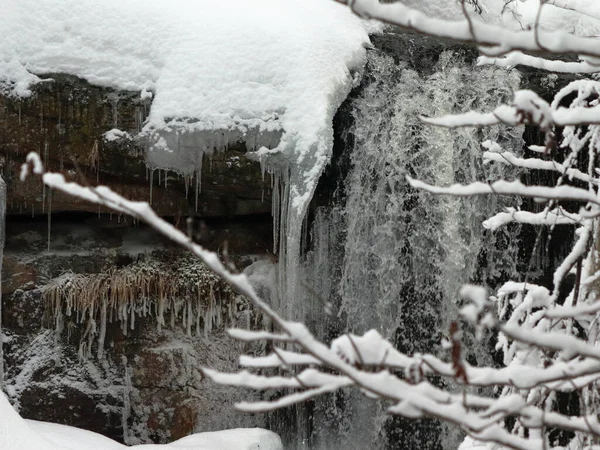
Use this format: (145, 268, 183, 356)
(507, 0, 600, 36)
(1, 389, 282, 450)
(103, 129, 134, 143)
(1, 0, 375, 304)
(365, 0, 600, 35)
(458, 436, 489, 450)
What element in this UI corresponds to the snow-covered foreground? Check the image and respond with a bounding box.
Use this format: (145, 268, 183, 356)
(0, 0, 372, 210)
(1, 391, 282, 450)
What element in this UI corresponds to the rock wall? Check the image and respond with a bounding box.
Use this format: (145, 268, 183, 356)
(0, 76, 275, 444)
(0, 74, 272, 218)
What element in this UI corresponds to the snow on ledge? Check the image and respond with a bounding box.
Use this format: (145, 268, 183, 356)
(1, 0, 373, 300)
(0, 0, 371, 173)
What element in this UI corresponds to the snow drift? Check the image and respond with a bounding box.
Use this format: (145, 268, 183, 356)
(1, 390, 282, 450)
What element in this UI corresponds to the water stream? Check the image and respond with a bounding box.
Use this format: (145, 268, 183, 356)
(283, 44, 524, 450)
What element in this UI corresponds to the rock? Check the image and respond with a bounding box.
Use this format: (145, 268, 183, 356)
(0, 74, 272, 218)
(2, 217, 271, 444)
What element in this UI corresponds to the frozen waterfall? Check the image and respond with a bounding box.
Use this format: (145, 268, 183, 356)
(286, 47, 524, 450)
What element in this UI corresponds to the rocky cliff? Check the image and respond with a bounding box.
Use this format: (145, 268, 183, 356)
(0, 75, 275, 444)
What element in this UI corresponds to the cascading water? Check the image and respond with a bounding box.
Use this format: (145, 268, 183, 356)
(287, 44, 525, 450)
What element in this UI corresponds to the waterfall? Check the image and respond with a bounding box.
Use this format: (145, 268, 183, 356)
(291, 46, 524, 450)
(0, 175, 6, 388)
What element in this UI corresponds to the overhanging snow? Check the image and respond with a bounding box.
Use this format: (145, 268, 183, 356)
(0, 0, 371, 178)
(1, 0, 373, 300)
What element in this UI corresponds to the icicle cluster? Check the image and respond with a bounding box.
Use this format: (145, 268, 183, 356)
(42, 255, 262, 359)
(145, 128, 282, 212)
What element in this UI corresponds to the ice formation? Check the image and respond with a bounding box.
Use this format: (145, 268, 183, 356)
(42, 255, 261, 359)
(1, 0, 374, 303)
(288, 49, 525, 450)
(0, 387, 283, 450)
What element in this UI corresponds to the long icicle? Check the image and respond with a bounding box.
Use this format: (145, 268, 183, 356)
(47, 188, 52, 252)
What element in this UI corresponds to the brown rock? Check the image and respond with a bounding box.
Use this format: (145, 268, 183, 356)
(170, 400, 198, 441)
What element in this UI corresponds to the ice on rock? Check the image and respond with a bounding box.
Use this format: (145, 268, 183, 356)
(1, 387, 283, 449)
(1, 0, 373, 300)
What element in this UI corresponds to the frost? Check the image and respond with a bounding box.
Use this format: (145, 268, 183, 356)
(42, 254, 261, 358)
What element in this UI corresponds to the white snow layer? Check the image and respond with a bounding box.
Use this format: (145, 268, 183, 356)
(0, 0, 371, 198)
(1, 390, 282, 450)
(402, 0, 600, 35)
(1, 0, 373, 303)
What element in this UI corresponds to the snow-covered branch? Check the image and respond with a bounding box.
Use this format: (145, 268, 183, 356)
(335, 0, 600, 62)
(407, 177, 600, 205)
(479, 53, 600, 74)
(24, 158, 600, 450)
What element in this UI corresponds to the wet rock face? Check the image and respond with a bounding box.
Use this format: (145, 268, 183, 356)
(0, 74, 272, 218)
(0, 75, 275, 444)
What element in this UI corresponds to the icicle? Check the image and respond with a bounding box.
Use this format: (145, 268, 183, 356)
(47, 188, 52, 252)
(96, 298, 107, 359)
(156, 297, 163, 331)
(170, 300, 175, 329)
(92, 139, 100, 184)
(195, 171, 200, 212)
(158, 169, 161, 186)
(301, 210, 309, 256)
(203, 307, 210, 338)
(40, 104, 43, 132)
(194, 153, 203, 212)
(149, 170, 154, 205)
(187, 300, 192, 336)
(42, 141, 48, 213)
(272, 174, 280, 254)
(196, 306, 201, 336)
(112, 99, 118, 128)
(121, 304, 128, 336)
(130, 301, 135, 331)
